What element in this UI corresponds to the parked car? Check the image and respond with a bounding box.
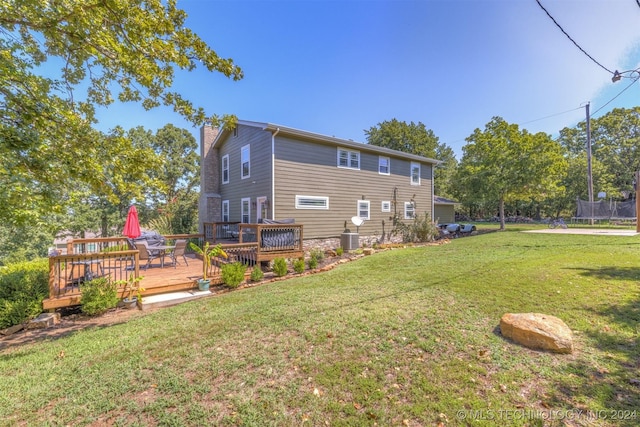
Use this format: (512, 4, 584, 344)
(459, 224, 476, 234)
(438, 223, 476, 237)
(438, 223, 458, 232)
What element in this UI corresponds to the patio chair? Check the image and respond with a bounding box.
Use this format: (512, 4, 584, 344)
(167, 239, 189, 268)
(134, 242, 160, 270)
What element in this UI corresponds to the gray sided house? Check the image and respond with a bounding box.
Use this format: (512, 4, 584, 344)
(199, 121, 439, 240)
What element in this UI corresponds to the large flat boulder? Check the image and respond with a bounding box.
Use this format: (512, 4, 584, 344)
(500, 313, 573, 354)
(27, 312, 61, 330)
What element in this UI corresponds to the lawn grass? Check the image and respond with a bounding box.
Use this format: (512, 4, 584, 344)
(1, 227, 639, 426)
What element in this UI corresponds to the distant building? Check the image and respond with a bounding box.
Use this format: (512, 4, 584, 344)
(434, 196, 459, 224)
(53, 231, 102, 255)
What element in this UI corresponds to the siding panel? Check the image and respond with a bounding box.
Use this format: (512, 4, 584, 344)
(218, 124, 272, 223)
(274, 136, 433, 238)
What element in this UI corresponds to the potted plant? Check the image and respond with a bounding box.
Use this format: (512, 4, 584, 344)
(116, 275, 145, 309)
(189, 241, 228, 291)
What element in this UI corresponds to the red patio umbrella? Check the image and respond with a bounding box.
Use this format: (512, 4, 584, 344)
(123, 205, 141, 239)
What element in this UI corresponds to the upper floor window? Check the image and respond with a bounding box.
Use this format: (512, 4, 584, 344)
(233, 127, 238, 137)
(378, 156, 390, 175)
(411, 162, 421, 185)
(222, 154, 229, 184)
(337, 148, 360, 169)
(241, 145, 250, 179)
(357, 200, 370, 220)
(381, 201, 391, 212)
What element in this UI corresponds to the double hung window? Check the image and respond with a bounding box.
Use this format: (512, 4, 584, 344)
(222, 154, 229, 184)
(241, 145, 250, 179)
(337, 148, 360, 169)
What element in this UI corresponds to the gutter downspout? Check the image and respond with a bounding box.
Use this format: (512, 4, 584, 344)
(431, 161, 440, 222)
(271, 128, 280, 219)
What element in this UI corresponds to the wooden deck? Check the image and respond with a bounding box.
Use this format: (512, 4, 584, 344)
(43, 253, 208, 310)
(44, 226, 305, 310)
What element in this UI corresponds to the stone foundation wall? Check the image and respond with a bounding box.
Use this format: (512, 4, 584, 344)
(302, 233, 404, 254)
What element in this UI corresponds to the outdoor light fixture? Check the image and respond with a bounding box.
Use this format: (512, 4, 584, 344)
(612, 70, 622, 82)
(611, 68, 640, 83)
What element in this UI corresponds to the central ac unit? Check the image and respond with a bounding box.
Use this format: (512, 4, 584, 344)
(340, 232, 360, 252)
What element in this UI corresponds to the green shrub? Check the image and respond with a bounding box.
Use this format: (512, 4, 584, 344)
(394, 212, 439, 243)
(308, 256, 318, 270)
(336, 247, 344, 256)
(250, 267, 264, 282)
(309, 247, 324, 262)
(0, 259, 49, 328)
(272, 258, 288, 277)
(221, 262, 247, 289)
(293, 258, 305, 274)
(80, 277, 119, 316)
(101, 244, 128, 253)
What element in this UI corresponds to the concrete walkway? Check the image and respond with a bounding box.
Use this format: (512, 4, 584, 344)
(523, 228, 638, 236)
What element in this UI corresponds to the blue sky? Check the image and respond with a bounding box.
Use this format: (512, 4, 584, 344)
(93, 0, 640, 158)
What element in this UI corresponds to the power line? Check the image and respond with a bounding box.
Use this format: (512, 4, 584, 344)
(518, 106, 583, 126)
(535, 0, 614, 75)
(592, 74, 640, 116)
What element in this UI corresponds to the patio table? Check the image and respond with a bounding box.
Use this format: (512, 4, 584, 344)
(154, 245, 176, 268)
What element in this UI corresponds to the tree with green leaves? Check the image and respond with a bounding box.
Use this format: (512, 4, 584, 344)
(0, 0, 242, 225)
(364, 119, 458, 197)
(455, 117, 567, 229)
(558, 107, 640, 201)
(143, 124, 200, 234)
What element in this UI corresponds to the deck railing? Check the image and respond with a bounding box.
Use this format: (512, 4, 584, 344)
(205, 243, 259, 283)
(46, 250, 140, 309)
(66, 237, 130, 255)
(46, 228, 304, 309)
(203, 222, 304, 260)
(66, 234, 204, 255)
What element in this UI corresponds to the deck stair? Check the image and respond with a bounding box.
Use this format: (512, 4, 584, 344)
(139, 290, 212, 311)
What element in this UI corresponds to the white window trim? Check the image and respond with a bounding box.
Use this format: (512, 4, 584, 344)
(241, 197, 251, 223)
(241, 144, 250, 179)
(222, 200, 229, 222)
(295, 195, 329, 209)
(381, 201, 391, 212)
(358, 200, 370, 220)
(337, 147, 360, 170)
(378, 156, 390, 175)
(411, 162, 421, 185)
(404, 201, 416, 219)
(222, 154, 229, 184)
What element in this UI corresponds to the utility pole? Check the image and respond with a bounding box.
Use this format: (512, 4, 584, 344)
(636, 171, 640, 232)
(585, 102, 594, 225)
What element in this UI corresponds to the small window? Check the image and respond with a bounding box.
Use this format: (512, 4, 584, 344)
(404, 201, 416, 219)
(337, 148, 360, 169)
(295, 195, 329, 209)
(241, 145, 250, 179)
(233, 127, 238, 137)
(241, 198, 250, 223)
(358, 200, 370, 220)
(411, 162, 421, 185)
(222, 200, 229, 222)
(222, 154, 229, 184)
(381, 201, 391, 212)
(379, 156, 390, 175)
